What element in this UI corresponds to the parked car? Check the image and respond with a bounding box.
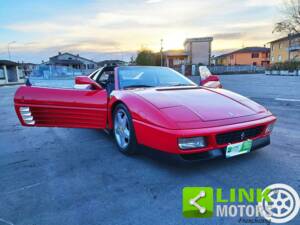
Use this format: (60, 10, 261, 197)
(199, 66, 222, 88)
(14, 66, 276, 160)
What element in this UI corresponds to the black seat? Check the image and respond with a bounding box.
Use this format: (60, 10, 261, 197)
(106, 74, 115, 94)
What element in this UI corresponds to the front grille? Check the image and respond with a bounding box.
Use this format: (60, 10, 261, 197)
(216, 126, 264, 145)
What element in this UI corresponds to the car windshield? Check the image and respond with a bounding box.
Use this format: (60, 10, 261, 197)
(118, 66, 196, 89)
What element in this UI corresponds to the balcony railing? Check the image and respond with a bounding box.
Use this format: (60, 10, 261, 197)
(288, 44, 300, 51)
(288, 40, 300, 52)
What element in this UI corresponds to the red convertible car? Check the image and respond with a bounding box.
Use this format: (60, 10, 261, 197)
(14, 66, 276, 160)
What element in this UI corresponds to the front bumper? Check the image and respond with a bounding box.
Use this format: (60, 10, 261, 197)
(180, 136, 270, 161)
(133, 115, 276, 154)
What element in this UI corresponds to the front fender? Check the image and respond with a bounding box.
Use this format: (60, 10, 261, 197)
(107, 91, 178, 130)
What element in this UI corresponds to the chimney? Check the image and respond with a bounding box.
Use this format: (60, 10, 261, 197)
(58, 52, 61, 55)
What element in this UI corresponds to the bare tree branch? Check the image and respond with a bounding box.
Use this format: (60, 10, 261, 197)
(273, 0, 300, 34)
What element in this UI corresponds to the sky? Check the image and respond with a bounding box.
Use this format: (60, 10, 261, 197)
(0, 0, 285, 63)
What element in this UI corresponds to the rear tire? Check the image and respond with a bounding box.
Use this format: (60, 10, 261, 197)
(113, 104, 138, 155)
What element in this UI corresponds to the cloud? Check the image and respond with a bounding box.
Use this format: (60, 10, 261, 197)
(225, 21, 273, 29)
(0, 0, 283, 63)
(213, 33, 245, 40)
(246, 0, 282, 7)
(146, 0, 162, 3)
(5, 22, 65, 32)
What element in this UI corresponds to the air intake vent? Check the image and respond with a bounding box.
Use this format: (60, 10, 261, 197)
(20, 107, 35, 125)
(216, 126, 264, 145)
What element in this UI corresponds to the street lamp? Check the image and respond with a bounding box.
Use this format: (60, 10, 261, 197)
(160, 39, 163, 66)
(7, 41, 16, 60)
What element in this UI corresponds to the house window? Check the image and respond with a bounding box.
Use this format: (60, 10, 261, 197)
(0, 68, 5, 79)
(230, 55, 234, 59)
(271, 56, 274, 62)
(278, 55, 282, 62)
(252, 53, 259, 58)
(253, 62, 257, 66)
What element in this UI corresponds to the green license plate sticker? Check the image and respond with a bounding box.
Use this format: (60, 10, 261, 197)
(226, 139, 253, 158)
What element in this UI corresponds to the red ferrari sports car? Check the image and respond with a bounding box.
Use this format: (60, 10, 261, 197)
(14, 66, 276, 160)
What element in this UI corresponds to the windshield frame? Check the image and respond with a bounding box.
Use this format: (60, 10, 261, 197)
(116, 66, 197, 90)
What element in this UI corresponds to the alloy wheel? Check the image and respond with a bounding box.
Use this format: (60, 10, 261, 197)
(114, 108, 130, 149)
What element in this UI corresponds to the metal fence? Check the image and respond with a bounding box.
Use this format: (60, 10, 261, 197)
(29, 65, 95, 79)
(173, 65, 266, 76)
(26, 65, 96, 88)
(208, 65, 265, 74)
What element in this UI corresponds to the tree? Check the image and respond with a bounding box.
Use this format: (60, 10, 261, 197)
(135, 49, 156, 66)
(129, 56, 135, 64)
(273, 0, 300, 34)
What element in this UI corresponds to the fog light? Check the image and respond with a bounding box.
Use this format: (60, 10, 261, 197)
(265, 123, 274, 134)
(178, 137, 206, 150)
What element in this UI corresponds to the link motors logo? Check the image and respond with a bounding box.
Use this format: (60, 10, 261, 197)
(258, 183, 300, 223)
(182, 184, 300, 224)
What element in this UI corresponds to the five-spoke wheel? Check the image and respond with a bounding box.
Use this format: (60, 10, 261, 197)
(113, 104, 138, 154)
(114, 108, 130, 149)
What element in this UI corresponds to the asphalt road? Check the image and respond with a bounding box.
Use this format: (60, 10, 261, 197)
(0, 74, 299, 225)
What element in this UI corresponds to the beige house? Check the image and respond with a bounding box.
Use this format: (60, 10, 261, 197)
(165, 37, 213, 68)
(270, 34, 300, 63)
(184, 37, 213, 65)
(0, 60, 25, 85)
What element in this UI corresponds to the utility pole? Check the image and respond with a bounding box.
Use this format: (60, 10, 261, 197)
(7, 41, 16, 60)
(288, 33, 291, 61)
(160, 39, 163, 66)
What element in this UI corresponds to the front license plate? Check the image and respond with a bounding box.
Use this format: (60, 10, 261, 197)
(225, 139, 253, 158)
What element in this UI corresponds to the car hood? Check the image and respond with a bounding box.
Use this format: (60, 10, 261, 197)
(131, 87, 269, 129)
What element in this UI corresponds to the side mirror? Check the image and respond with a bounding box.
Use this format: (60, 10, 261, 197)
(74, 76, 102, 90)
(200, 75, 222, 88)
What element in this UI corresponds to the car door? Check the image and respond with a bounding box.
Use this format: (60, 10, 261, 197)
(14, 76, 108, 129)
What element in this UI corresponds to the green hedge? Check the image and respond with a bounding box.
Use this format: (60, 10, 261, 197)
(270, 61, 300, 71)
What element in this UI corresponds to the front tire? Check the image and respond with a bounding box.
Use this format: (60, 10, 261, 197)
(113, 104, 138, 155)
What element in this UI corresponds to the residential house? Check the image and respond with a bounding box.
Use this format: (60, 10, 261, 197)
(0, 60, 25, 85)
(48, 52, 97, 70)
(214, 47, 270, 67)
(19, 62, 38, 77)
(164, 37, 213, 68)
(270, 34, 300, 63)
(184, 37, 213, 65)
(164, 50, 188, 67)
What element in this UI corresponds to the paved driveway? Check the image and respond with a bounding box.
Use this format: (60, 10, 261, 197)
(0, 74, 299, 225)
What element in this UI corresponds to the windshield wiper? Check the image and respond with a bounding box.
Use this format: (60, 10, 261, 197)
(123, 84, 154, 89)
